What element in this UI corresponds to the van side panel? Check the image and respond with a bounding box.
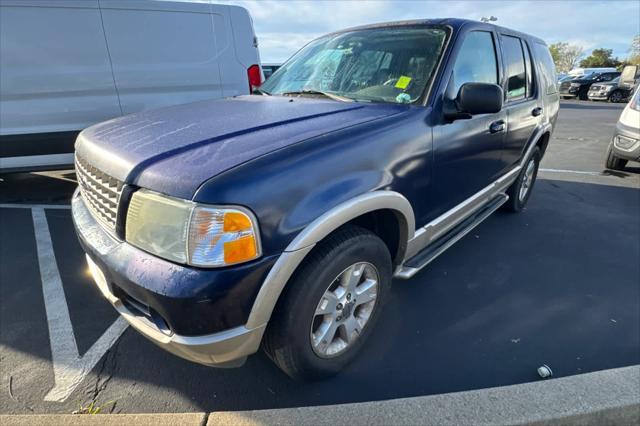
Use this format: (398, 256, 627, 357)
(99, 0, 225, 114)
(217, 5, 260, 97)
(0, 0, 121, 136)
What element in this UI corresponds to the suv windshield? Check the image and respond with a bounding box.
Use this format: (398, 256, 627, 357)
(260, 26, 448, 104)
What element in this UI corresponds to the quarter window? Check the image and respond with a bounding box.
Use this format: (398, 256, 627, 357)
(501, 35, 527, 101)
(451, 31, 498, 95)
(532, 42, 557, 95)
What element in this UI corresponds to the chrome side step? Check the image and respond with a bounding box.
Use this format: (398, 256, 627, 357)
(394, 193, 509, 279)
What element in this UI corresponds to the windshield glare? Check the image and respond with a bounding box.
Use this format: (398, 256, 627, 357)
(260, 27, 448, 104)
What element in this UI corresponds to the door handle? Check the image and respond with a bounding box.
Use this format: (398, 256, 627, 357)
(532, 107, 543, 117)
(489, 120, 505, 133)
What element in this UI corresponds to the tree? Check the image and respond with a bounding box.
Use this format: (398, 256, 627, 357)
(579, 48, 621, 68)
(628, 35, 640, 65)
(548, 42, 584, 73)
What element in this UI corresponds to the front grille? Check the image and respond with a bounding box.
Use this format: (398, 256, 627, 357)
(75, 155, 123, 231)
(560, 81, 571, 91)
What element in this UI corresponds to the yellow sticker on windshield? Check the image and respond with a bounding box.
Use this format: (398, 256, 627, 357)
(395, 76, 412, 89)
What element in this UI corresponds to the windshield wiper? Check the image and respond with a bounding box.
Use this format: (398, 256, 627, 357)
(253, 87, 271, 96)
(281, 90, 354, 102)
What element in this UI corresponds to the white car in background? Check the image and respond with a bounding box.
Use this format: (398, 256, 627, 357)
(605, 87, 640, 171)
(0, 0, 262, 172)
(568, 67, 617, 78)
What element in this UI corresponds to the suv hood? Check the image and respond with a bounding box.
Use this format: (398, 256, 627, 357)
(76, 95, 405, 199)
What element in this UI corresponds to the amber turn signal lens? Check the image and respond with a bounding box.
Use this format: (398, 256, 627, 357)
(223, 211, 253, 232)
(224, 235, 258, 264)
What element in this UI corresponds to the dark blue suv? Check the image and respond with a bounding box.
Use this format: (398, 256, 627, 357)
(72, 19, 559, 379)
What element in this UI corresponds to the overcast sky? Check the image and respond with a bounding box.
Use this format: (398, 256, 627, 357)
(222, 0, 640, 63)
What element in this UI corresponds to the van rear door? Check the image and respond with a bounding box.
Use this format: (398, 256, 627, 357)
(99, 0, 225, 114)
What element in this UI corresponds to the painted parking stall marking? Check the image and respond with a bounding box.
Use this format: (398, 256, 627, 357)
(2, 204, 129, 402)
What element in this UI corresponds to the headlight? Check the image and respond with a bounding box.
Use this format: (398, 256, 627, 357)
(570, 83, 581, 88)
(125, 189, 261, 267)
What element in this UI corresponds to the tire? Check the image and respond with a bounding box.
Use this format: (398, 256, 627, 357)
(262, 225, 392, 380)
(605, 142, 628, 170)
(609, 90, 624, 103)
(578, 90, 589, 101)
(503, 146, 541, 212)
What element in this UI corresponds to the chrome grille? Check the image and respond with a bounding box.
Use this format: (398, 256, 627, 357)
(75, 155, 123, 231)
(560, 81, 572, 91)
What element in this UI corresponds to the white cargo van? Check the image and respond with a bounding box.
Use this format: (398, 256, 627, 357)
(0, 0, 262, 171)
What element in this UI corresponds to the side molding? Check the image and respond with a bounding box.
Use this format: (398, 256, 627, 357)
(245, 190, 415, 330)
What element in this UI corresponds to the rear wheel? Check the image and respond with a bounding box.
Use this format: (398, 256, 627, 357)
(605, 142, 627, 170)
(503, 146, 541, 212)
(263, 225, 392, 380)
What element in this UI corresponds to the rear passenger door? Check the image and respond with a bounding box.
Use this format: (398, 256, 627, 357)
(499, 35, 541, 167)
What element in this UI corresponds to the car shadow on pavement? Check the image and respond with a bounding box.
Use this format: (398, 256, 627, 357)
(0, 178, 639, 414)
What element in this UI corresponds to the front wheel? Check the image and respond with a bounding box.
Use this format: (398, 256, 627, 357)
(503, 146, 541, 212)
(605, 142, 627, 170)
(609, 90, 625, 103)
(263, 225, 392, 380)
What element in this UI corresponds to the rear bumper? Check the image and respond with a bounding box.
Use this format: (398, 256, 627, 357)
(71, 189, 272, 366)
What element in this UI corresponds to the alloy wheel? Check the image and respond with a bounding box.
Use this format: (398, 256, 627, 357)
(310, 262, 379, 358)
(519, 158, 536, 202)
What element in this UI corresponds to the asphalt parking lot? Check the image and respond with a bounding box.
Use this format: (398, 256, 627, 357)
(1, 100, 639, 414)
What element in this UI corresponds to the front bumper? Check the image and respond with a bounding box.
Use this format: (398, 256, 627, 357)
(71, 190, 273, 366)
(560, 86, 580, 98)
(587, 93, 610, 101)
(611, 122, 640, 161)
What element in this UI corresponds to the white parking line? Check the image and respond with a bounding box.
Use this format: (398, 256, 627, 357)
(0, 203, 71, 210)
(539, 168, 606, 176)
(31, 208, 128, 402)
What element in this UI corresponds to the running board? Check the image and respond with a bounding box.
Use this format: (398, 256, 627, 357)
(394, 193, 509, 279)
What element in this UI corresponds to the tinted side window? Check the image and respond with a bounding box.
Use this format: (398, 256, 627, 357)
(501, 35, 526, 101)
(532, 42, 557, 94)
(452, 31, 497, 94)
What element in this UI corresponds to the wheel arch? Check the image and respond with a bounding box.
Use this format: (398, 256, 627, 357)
(522, 123, 552, 164)
(245, 190, 415, 330)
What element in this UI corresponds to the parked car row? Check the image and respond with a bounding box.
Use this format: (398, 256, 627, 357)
(558, 65, 639, 103)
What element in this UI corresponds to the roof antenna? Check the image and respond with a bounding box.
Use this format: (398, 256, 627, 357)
(480, 16, 498, 23)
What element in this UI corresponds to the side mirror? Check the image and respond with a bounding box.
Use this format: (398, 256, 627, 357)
(443, 82, 503, 121)
(456, 82, 503, 115)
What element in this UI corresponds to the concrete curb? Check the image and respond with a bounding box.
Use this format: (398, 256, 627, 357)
(0, 413, 206, 425)
(208, 366, 640, 426)
(1, 366, 638, 425)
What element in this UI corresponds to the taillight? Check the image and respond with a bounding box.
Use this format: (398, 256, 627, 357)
(247, 65, 262, 93)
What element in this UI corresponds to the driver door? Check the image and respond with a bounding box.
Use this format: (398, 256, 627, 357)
(429, 30, 507, 221)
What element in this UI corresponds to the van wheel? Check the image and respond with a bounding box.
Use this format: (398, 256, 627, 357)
(262, 225, 391, 380)
(504, 146, 541, 213)
(605, 142, 627, 170)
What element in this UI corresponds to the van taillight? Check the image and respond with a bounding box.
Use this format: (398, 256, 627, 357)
(247, 65, 262, 93)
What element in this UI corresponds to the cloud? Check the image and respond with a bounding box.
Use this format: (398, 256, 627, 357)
(220, 0, 639, 63)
